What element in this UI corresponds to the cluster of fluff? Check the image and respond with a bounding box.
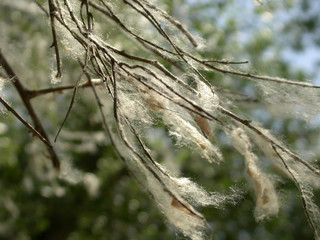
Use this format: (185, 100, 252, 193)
(92, 79, 237, 239)
(231, 127, 279, 221)
(163, 111, 222, 163)
(106, 118, 240, 240)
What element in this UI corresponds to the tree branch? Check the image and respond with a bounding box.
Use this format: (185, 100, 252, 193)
(0, 49, 60, 170)
(0, 96, 51, 146)
(26, 79, 103, 99)
(48, 0, 62, 78)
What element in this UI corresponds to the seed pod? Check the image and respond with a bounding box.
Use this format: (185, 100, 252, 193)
(194, 114, 215, 141)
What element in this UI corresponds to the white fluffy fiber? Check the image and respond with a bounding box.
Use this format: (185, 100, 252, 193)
(258, 81, 320, 121)
(163, 111, 222, 163)
(231, 127, 279, 221)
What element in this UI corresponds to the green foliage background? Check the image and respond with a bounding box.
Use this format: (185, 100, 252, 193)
(0, 0, 320, 239)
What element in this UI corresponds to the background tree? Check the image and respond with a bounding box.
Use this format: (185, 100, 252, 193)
(0, 0, 320, 239)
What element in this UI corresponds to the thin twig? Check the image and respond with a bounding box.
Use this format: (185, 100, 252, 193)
(48, 0, 62, 78)
(92, 0, 184, 72)
(203, 60, 249, 65)
(33, 0, 49, 17)
(54, 46, 92, 142)
(139, 0, 199, 47)
(186, 55, 320, 89)
(26, 79, 103, 99)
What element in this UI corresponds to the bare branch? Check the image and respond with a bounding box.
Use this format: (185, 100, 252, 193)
(48, 0, 62, 78)
(54, 45, 92, 142)
(26, 79, 103, 99)
(0, 49, 60, 170)
(0, 96, 51, 147)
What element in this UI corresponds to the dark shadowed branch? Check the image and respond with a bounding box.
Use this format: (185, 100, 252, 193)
(0, 96, 51, 146)
(0, 49, 60, 170)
